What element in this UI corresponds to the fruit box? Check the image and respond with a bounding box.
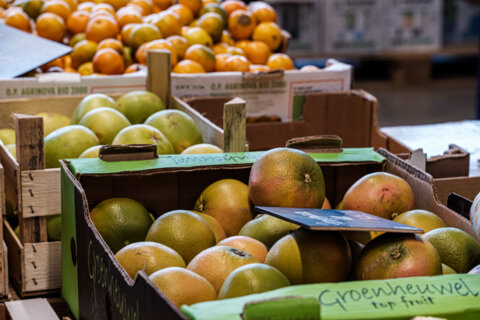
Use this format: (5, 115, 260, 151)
(0, 51, 228, 297)
(183, 89, 470, 179)
(0, 164, 9, 298)
(60, 146, 479, 320)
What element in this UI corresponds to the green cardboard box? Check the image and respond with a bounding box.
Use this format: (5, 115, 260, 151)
(60, 147, 478, 320)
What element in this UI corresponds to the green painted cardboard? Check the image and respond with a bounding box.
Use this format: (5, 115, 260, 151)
(182, 274, 480, 320)
(67, 148, 384, 175)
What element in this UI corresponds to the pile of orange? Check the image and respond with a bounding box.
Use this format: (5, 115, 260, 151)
(1, 0, 299, 75)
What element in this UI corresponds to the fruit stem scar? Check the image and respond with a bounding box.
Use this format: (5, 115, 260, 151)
(391, 250, 401, 259)
(304, 173, 312, 184)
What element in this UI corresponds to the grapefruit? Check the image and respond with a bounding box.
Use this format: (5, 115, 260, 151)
(89, 197, 153, 253)
(0, 129, 15, 145)
(35, 112, 70, 136)
(190, 211, 226, 243)
(79, 107, 131, 144)
(341, 172, 415, 220)
(187, 245, 258, 293)
(145, 210, 216, 263)
(217, 235, 268, 263)
(149, 267, 216, 308)
(71, 93, 118, 124)
(238, 214, 300, 248)
(194, 179, 254, 237)
(79, 145, 103, 158)
(248, 147, 325, 209)
(217, 263, 289, 299)
(392, 209, 446, 234)
(356, 232, 442, 280)
(112, 124, 174, 155)
(115, 241, 185, 279)
(115, 90, 166, 124)
(265, 228, 351, 285)
(180, 143, 223, 154)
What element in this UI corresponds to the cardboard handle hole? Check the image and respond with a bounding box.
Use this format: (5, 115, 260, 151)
(70, 237, 77, 267)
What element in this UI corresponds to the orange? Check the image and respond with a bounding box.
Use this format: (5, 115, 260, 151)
(166, 35, 189, 59)
(120, 22, 140, 45)
(41, 56, 65, 72)
(168, 4, 193, 26)
(184, 44, 216, 72)
(149, 267, 216, 308)
(66, 9, 90, 34)
(191, 211, 227, 243)
(142, 12, 158, 24)
(223, 55, 250, 72)
(248, 1, 276, 23)
(69, 32, 86, 46)
(154, 10, 181, 38)
(128, 23, 162, 50)
(225, 45, 244, 56)
(221, 0, 246, 16)
(187, 245, 258, 293)
(91, 3, 116, 17)
(228, 9, 255, 40)
(36, 12, 67, 42)
(89, 197, 153, 253)
(266, 53, 294, 70)
(234, 39, 249, 52)
(249, 64, 269, 72)
(221, 29, 234, 45)
(218, 263, 289, 299)
(152, 0, 172, 10)
(173, 59, 205, 73)
(202, 0, 220, 5)
(197, 11, 224, 43)
(85, 14, 119, 43)
(140, 39, 178, 66)
(212, 42, 228, 55)
(71, 39, 98, 68)
(78, 61, 94, 75)
(129, 0, 153, 16)
(266, 229, 351, 285)
(214, 53, 230, 71)
(77, 1, 94, 11)
(217, 236, 268, 263)
(300, 65, 320, 72)
(98, 37, 124, 54)
(63, 0, 78, 11)
(116, 6, 142, 28)
(115, 241, 186, 279)
(145, 210, 216, 263)
(92, 47, 125, 74)
(124, 63, 144, 73)
(5, 7, 33, 32)
(41, 0, 72, 22)
(244, 40, 270, 65)
(392, 209, 446, 234)
(199, 2, 227, 24)
(356, 233, 441, 280)
(101, 0, 126, 10)
(183, 26, 213, 47)
(178, 0, 201, 15)
(252, 21, 282, 51)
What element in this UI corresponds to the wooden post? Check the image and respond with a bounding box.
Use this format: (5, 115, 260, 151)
(147, 50, 171, 106)
(13, 114, 48, 243)
(223, 98, 247, 153)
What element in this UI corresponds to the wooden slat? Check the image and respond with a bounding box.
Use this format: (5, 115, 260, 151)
(173, 97, 225, 149)
(24, 241, 61, 292)
(147, 50, 171, 105)
(0, 145, 21, 214)
(21, 169, 61, 218)
(14, 114, 48, 243)
(0, 166, 6, 297)
(3, 221, 24, 293)
(2, 242, 8, 297)
(223, 98, 247, 152)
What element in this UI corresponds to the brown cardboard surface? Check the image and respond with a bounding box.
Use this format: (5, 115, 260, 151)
(183, 90, 469, 178)
(434, 176, 480, 205)
(63, 148, 478, 320)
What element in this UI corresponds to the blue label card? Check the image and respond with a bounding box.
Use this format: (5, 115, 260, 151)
(254, 207, 423, 233)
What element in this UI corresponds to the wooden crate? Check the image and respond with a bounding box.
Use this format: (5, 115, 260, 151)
(0, 51, 230, 297)
(0, 165, 8, 298)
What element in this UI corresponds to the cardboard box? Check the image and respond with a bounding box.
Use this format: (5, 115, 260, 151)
(0, 52, 226, 296)
(322, 0, 384, 55)
(183, 90, 470, 178)
(171, 59, 353, 122)
(382, 0, 442, 52)
(265, 0, 323, 56)
(434, 176, 480, 207)
(443, 0, 480, 45)
(60, 147, 478, 320)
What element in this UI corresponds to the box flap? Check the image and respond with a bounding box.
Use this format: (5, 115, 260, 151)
(67, 148, 385, 176)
